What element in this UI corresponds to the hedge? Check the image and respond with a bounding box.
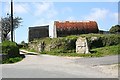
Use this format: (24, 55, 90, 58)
(2, 40, 20, 58)
(89, 34, 120, 49)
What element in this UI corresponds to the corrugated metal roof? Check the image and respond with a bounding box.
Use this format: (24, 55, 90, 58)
(54, 21, 98, 31)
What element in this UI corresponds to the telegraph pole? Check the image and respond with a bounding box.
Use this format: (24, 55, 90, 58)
(11, 0, 13, 42)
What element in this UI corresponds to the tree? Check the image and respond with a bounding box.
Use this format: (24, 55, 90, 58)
(21, 41, 25, 45)
(1, 14, 22, 41)
(20, 41, 28, 48)
(109, 25, 120, 33)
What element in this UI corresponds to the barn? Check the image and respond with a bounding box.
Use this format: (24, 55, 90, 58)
(28, 25, 49, 42)
(53, 21, 99, 37)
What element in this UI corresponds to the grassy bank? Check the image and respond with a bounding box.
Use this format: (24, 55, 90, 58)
(29, 34, 120, 52)
(25, 34, 120, 57)
(40, 44, 119, 57)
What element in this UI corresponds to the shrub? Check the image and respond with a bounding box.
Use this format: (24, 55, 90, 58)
(109, 25, 120, 33)
(89, 34, 120, 49)
(19, 41, 28, 49)
(2, 40, 20, 58)
(2, 57, 23, 64)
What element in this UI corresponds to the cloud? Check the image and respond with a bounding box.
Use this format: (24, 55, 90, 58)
(112, 12, 120, 24)
(14, 3, 29, 14)
(4, 3, 10, 14)
(84, 8, 109, 21)
(61, 7, 72, 14)
(33, 2, 57, 18)
(31, 2, 58, 30)
(34, 2, 51, 16)
(112, 12, 118, 21)
(5, 3, 30, 14)
(46, 7, 58, 18)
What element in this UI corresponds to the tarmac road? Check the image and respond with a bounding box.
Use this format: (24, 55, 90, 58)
(1, 52, 119, 78)
(74, 55, 119, 66)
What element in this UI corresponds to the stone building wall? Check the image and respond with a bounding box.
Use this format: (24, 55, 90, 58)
(28, 25, 49, 42)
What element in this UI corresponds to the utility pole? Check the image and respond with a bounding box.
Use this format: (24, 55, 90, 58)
(11, 0, 13, 42)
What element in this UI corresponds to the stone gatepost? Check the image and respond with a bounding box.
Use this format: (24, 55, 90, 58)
(76, 37, 89, 54)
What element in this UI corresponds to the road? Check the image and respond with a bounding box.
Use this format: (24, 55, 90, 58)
(1, 52, 119, 78)
(74, 55, 119, 66)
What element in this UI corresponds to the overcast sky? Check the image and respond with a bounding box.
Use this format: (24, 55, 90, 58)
(0, 0, 119, 43)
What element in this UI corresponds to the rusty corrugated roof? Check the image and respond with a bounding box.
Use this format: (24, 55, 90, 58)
(54, 21, 98, 32)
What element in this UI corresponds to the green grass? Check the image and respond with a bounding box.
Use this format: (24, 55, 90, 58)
(22, 44, 119, 57)
(2, 57, 23, 64)
(91, 44, 119, 56)
(40, 44, 119, 57)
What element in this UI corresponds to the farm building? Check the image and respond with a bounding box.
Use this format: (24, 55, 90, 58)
(53, 21, 99, 37)
(28, 25, 49, 42)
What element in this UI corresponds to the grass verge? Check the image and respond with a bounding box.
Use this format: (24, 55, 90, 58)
(40, 44, 119, 57)
(21, 44, 119, 57)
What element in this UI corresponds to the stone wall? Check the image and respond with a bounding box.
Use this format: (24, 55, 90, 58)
(28, 25, 49, 42)
(28, 37, 77, 53)
(29, 37, 90, 54)
(28, 34, 120, 54)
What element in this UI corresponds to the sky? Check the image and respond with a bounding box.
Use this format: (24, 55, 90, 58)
(0, 0, 119, 43)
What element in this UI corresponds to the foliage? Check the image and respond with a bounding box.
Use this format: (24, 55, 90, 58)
(2, 40, 20, 57)
(89, 34, 120, 49)
(109, 25, 120, 33)
(2, 57, 23, 64)
(18, 41, 28, 49)
(1, 15, 22, 41)
(21, 41, 25, 44)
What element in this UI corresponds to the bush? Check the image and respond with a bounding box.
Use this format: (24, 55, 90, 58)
(2, 40, 20, 58)
(88, 34, 120, 49)
(18, 43, 28, 49)
(18, 41, 28, 49)
(109, 25, 120, 33)
(2, 57, 23, 64)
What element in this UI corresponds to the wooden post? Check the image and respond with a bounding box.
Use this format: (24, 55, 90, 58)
(11, 0, 13, 42)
